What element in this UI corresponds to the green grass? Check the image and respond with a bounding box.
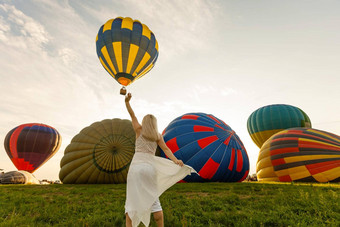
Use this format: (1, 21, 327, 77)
(0, 182, 339, 227)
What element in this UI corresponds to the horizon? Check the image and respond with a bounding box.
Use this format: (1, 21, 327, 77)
(1, 0, 339, 181)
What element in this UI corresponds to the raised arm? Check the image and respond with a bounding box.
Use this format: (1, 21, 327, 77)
(125, 93, 142, 136)
(158, 136, 184, 166)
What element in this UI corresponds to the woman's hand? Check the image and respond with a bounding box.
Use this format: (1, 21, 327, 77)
(125, 93, 132, 103)
(174, 159, 184, 167)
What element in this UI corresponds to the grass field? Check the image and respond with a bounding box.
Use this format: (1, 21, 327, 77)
(0, 182, 339, 227)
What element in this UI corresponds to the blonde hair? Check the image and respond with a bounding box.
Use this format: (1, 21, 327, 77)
(141, 114, 160, 141)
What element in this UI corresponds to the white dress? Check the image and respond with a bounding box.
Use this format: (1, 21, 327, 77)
(125, 135, 196, 227)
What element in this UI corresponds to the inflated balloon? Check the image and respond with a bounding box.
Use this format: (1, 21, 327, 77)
(247, 104, 311, 148)
(256, 128, 340, 182)
(4, 123, 61, 173)
(96, 17, 159, 88)
(59, 119, 135, 184)
(0, 171, 40, 184)
(159, 113, 249, 182)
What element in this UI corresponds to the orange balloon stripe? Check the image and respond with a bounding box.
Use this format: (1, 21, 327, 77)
(271, 158, 286, 166)
(215, 124, 226, 131)
(165, 137, 179, 153)
(197, 136, 219, 149)
(271, 137, 299, 143)
(9, 123, 36, 159)
(198, 158, 219, 179)
(236, 149, 243, 172)
(193, 125, 214, 132)
(223, 134, 233, 145)
(182, 115, 199, 120)
(11, 158, 35, 172)
(228, 148, 235, 171)
(207, 115, 221, 124)
(298, 141, 340, 151)
(279, 175, 292, 182)
(257, 127, 340, 182)
(270, 147, 299, 156)
(9, 126, 23, 159)
(306, 160, 340, 175)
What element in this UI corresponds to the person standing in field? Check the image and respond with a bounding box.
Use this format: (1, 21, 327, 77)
(124, 93, 195, 227)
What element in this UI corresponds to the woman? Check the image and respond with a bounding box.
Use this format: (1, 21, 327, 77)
(124, 93, 195, 227)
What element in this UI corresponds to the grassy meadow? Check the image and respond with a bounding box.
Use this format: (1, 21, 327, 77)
(0, 182, 339, 227)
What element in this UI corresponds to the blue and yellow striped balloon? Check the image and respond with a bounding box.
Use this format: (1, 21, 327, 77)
(96, 17, 159, 86)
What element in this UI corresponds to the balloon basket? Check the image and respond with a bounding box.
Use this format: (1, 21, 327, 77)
(120, 87, 127, 95)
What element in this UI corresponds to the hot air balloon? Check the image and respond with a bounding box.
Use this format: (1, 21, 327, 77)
(247, 104, 312, 148)
(59, 119, 135, 184)
(0, 171, 40, 184)
(256, 128, 340, 182)
(4, 123, 61, 173)
(96, 17, 159, 94)
(159, 113, 249, 182)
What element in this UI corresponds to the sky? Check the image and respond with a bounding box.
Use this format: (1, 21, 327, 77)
(0, 0, 339, 181)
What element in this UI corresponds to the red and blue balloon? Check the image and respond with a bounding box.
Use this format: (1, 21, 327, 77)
(4, 123, 62, 173)
(159, 113, 249, 182)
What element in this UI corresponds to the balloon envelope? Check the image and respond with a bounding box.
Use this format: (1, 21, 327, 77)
(59, 119, 135, 184)
(256, 128, 340, 182)
(159, 113, 249, 182)
(247, 104, 311, 148)
(0, 170, 40, 184)
(96, 17, 159, 86)
(4, 123, 61, 173)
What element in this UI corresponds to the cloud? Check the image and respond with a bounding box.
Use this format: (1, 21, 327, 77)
(0, 15, 10, 41)
(84, 0, 220, 60)
(131, 0, 219, 58)
(0, 3, 50, 51)
(58, 48, 80, 66)
(0, 2, 112, 179)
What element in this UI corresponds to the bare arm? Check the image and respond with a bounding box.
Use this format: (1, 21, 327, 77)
(158, 136, 184, 166)
(125, 93, 142, 136)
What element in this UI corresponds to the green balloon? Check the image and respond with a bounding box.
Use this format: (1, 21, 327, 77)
(59, 119, 135, 184)
(247, 104, 311, 148)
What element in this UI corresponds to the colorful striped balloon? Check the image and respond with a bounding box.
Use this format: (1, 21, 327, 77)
(247, 104, 312, 148)
(256, 128, 340, 182)
(4, 123, 62, 173)
(96, 17, 159, 86)
(159, 113, 249, 182)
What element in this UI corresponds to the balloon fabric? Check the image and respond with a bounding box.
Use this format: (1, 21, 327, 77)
(247, 104, 311, 148)
(96, 17, 159, 87)
(159, 113, 249, 182)
(59, 119, 135, 184)
(256, 128, 340, 183)
(4, 123, 61, 173)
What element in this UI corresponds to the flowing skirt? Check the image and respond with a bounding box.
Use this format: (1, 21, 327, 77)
(125, 152, 196, 227)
